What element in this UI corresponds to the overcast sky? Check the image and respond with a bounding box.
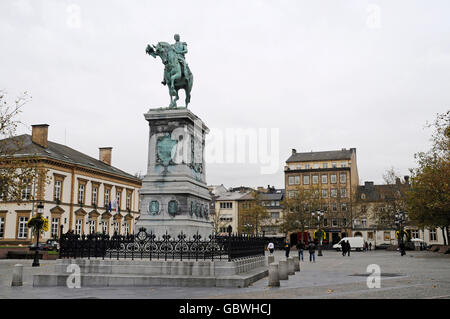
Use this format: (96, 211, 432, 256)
(1, 0, 449, 189)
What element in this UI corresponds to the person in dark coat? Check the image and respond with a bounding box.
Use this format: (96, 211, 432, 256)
(342, 240, 347, 256)
(369, 242, 372, 251)
(296, 241, 305, 261)
(347, 240, 351, 256)
(400, 242, 406, 256)
(284, 240, 291, 258)
(308, 242, 316, 262)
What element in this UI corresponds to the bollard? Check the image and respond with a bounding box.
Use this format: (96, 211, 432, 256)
(278, 260, 288, 280)
(287, 257, 295, 275)
(11, 264, 23, 287)
(268, 263, 280, 287)
(294, 258, 300, 272)
(267, 255, 274, 266)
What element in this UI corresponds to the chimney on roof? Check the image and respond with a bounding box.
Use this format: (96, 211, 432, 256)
(99, 147, 112, 165)
(31, 124, 49, 148)
(404, 176, 410, 184)
(364, 181, 374, 189)
(292, 148, 297, 155)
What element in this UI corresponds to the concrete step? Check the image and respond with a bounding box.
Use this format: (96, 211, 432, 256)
(33, 267, 268, 288)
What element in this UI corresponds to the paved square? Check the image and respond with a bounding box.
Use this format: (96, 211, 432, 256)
(0, 250, 449, 299)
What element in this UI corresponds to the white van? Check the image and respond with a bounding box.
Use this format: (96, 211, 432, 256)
(333, 237, 365, 251)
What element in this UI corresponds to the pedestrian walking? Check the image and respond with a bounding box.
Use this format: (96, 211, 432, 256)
(308, 242, 316, 262)
(296, 241, 305, 261)
(267, 241, 274, 254)
(284, 240, 290, 258)
(347, 240, 351, 256)
(342, 240, 347, 256)
(400, 242, 406, 256)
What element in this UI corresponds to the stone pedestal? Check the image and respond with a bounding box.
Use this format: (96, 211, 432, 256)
(136, 107, 213, 239)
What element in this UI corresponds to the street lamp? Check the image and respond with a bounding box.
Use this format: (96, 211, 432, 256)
(395, 211, 408, 256)
(32, 202, 44, 267)
(312, 210, 324, 256)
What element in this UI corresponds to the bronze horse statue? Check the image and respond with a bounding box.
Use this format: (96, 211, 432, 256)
(146, 42, 193, 108)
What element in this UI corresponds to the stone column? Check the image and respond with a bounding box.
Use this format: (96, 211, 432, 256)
(278, 260, 288, 280)
(267, 255, 274, 266)
(268, 263, 280, 287)
(294, 258, 300, 272)
(287, 257, 295, 275)
(11, 264, 23, 287)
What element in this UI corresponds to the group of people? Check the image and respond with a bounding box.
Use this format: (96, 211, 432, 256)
(341, 240, 351, 256)
(267, 240, 318, 263)
(363, 241, 372, 251)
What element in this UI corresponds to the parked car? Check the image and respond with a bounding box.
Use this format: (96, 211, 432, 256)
(333, 237, 364, 251)
(375, 243, 390, 250)
(29, 242, 49, 251)
(46, 239, 59, 251)
(411, 238, 428, 250)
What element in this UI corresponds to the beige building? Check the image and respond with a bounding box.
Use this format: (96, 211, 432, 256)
(284, 148, 359, 245)
(0, 124, 142, 245)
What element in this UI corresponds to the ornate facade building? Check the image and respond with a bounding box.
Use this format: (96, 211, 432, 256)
(284, 148, 359, 245)
(0, 124, 142, 245)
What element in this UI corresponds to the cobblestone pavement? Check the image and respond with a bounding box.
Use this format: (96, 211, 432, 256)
(0, 250, 449, 299)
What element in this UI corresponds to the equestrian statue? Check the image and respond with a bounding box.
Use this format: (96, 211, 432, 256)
(146, 34, 193, 108)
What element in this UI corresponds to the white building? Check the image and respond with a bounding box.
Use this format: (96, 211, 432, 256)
(0, 124, 142, 245)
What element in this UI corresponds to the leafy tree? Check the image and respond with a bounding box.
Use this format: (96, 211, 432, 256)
(238, 191, 270, 235)
(0, 91, 42, 203)
(408, 111, 450, 244)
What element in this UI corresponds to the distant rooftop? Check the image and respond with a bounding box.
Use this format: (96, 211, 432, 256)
(1, 134, 140, 183)
(286, 148, 356, 163)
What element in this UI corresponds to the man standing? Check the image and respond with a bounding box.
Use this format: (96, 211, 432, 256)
(309, 241, 316, 263)
(342, 240, 347, 257)
(296, 241, 305, 261)
(268, 241, 274, 254)
(285, 240, 291, 258)
(369, 242, 372, 251)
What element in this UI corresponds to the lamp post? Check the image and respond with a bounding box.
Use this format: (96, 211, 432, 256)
(312, 210, 324, 256)
(32, 202, 44, 267)
(395, 211, 408, 256)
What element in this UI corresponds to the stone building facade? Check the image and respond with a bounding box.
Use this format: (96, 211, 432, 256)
(0, 124, 142, 245)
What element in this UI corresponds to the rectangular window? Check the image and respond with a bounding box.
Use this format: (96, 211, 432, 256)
(331, 189, 337, 198)
(313, 163, 319, 169)
(341, 188, 347, 198)
(89, 220, 96, 234)
(296, 165, 302, 169)
(126, 192, 131, 210)
(430, 229, 437, 241)
(384, 231, 391, 241)
(220, 202, 233, 209)
(124, 222, 130, 235)
(54, 180, 62, 201)
(21, 179, 31, 200)
(312, 175, 319, 184)
(51, 217, 59, 238)
(271, 212, 280, 219)
(92, 187, 98, 206)
(76, 219, 82, 235)
(332, 162, 337, 168)
(323, 218, 328, 227)
(305, 164, 310, 169)
(340, 173, 347, 183)
(113, 221, 119, 234)
(321, 174, 328, 184)
(322, 189, 328, 198)
(343, 218, 347, 226)
(340, 162, 346, 168)
(0, 217, 4, 238)
(411, 230, 419, 239)
(294, 176, 300, 184)
(341, 203, 347, 211)
(104, 189, 110, 207)
(18, 216, 29, 239)
(322, 203, 328, 212)
(103, 220, 109, 234)
(288, 176, 295, 185)
(78, 184, 85, 204)
(303, 175, 310, 185)
(332, 219, 338, 227)
(361, 218, 367, 227)
(330, 174, 337, 183)
(288, 191, 296, 199)
(332, 202, 337, 211)
(322, 163, 328, 169)
(116, 192, 121, 209)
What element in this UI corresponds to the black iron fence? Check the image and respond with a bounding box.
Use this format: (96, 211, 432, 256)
(59, 227, 265, 262)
